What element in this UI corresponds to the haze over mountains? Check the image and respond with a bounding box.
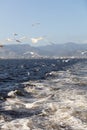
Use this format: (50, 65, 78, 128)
(0, 42, 87, 59)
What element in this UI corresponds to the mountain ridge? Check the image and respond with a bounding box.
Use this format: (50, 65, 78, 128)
(0, 43, 87, 58)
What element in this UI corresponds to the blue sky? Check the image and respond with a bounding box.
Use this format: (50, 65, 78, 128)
(0, 0, 87, 45)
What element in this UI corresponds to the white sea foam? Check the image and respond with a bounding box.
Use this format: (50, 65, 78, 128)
(0, 61, 87, 130)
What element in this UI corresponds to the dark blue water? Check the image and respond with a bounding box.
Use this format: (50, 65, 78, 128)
(0, 58, 82, 96)
(0, 58, 80, 83)
(0, 58, 87, 130)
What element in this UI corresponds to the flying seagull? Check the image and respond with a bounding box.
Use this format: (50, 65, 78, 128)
(32, 22, 40, 27)
(31, 37, 44, 43)
(16, 39, 21, 43)
(13, 33, 18, 36)
(6, 38, 13, 42)
(0, 45, 3, 47)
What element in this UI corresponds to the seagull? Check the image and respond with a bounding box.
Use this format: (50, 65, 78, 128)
(31, 37, 44, 43)
(16, 39, 21, 43)
(6, 38, 13, 42)
(0, 45, 3, 47)
(6, 38, 21, 43)
(13, 33, 18, 36)
(32, 22, 40, 27)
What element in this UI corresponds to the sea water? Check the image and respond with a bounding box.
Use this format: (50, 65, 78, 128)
(0, 58, 87, 130)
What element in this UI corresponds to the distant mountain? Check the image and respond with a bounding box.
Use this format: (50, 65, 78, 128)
(0, 44, 40, 59)
(0, 43, 87, 59)
(37, 42, 87, 57)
